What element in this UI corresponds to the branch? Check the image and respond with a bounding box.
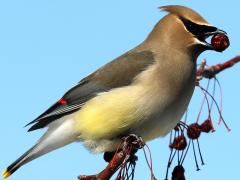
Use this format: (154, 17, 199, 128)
(78, 151, 126, 180)
(197, 56, 240, 80)
(78, 135, 144, 180)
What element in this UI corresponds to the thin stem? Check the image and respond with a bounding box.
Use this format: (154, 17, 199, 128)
(197, 139, 205, 165)
(215, 77, 223, 125)
(199, 85, 231, 131)
(196, 79, 211, 123)
(165, 148, 174, 180)
(198, 85, 212, 119)
(210, 78, 216, 111)
(192, 140, 200, 171)
(180, 140, 191, 165)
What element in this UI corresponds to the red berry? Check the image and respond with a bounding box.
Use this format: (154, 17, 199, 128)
(211, 33, 230, 52)
(200, 119, 214, 133)
(58, 98, 67, 105)
(187, 123, 201, 139)
(172, 165, 185, 180)
(169, 135, 187, 150)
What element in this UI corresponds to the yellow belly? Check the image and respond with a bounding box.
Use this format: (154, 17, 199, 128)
(74, 86, 145, 140)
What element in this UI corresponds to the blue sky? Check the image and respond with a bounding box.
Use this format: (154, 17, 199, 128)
(0, 0, 239, 179)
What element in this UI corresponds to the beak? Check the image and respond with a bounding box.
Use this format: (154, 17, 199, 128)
(197, 28, 229, 52)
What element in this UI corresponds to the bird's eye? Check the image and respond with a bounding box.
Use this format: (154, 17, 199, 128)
(181, 18, 217, 37)
(183, 20, 199, 35)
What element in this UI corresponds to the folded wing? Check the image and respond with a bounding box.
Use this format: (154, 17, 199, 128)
(26, 51, 155, 131)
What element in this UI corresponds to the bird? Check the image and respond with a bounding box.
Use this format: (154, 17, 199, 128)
(3, 5, 228, 179)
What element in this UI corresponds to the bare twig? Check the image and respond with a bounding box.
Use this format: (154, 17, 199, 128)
(197, 56, 240, 80)
(78, 151, 125, 180)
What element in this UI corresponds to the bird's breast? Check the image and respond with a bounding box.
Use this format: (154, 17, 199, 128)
(131, 57, 196, 141)
(132, 82, 195, 141)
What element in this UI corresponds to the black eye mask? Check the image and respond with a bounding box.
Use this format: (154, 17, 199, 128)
(180, 18, 217, 37)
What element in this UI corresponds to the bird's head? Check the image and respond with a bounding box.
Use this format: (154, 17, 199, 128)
(145, 5, 229, 58)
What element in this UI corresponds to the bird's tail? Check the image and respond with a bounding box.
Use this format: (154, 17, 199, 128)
(2, 144, 39, 178)
(2, 118, 77, 179)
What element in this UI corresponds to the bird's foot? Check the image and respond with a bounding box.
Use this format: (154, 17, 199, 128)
(122, 134, 145, 150)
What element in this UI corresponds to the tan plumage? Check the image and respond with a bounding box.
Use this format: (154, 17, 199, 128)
(3, 5, 228, 178)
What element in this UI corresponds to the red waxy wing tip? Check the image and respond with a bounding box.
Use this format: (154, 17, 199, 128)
(58, 98, 67, 105)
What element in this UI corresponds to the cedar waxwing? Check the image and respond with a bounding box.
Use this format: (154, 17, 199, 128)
(3, 5, 228, 178)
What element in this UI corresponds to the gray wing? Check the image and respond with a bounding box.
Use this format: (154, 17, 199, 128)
(26, 50, 155, 131)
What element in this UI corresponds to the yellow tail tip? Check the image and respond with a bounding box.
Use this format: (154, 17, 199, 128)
(2, 169, 11, 179)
